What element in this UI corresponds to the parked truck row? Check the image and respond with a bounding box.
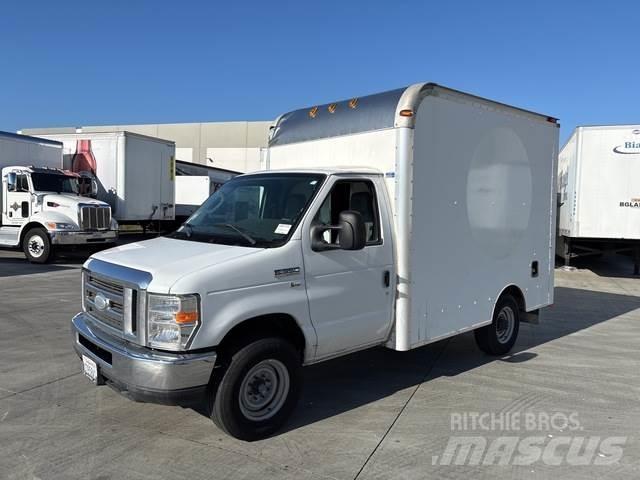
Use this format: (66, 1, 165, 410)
(70, 83, 559, 440)
(0, 130, 239, 262)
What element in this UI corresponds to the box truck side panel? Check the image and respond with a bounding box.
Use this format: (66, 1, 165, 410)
(575, 126, 640, 239)
(409, 94, 557, 347)
(123, 135, 175, 221)
(0, 134, 62, 171)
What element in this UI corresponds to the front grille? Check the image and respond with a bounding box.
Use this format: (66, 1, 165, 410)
(79, 205, 111, 230)
(84, 272, 136, 335)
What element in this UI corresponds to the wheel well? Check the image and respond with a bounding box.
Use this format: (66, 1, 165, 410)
(501, 285, 526, 313)
(217, 314, 306, 361)
(19, 222, 48, 244)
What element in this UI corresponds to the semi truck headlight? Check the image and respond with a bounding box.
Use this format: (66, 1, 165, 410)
(147, 294, 200, 351)
(46, 222, 77, 231)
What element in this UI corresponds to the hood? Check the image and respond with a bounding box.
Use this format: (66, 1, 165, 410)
(90, 237, 261, 292)
(42, 193, 108, 209)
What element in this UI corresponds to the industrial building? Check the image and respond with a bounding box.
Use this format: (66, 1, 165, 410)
(21, 121, 272, 172)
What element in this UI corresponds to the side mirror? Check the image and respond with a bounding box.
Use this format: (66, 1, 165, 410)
(7, 172, 17, 192)
(310, 210, 366, 252)
(90, 178, 98, 198)
(337, 210, 366, 250)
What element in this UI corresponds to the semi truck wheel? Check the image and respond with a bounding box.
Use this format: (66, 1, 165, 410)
(23, 228, 53, 264)
(210, 337, 302, 441)
(474, 294, 520, 355)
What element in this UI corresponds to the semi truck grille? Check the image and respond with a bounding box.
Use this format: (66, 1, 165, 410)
(84, 272, 136, 335)
(79, 205, 111, 230)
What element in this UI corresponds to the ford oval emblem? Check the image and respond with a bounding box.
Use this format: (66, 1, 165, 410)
(94, 293, 110, 311)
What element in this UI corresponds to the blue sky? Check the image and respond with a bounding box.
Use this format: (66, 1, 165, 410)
(0, 0, 638, 143)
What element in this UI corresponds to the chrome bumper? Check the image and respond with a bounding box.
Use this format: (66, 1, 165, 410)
(52, 230, 117, 245)
(71, 313, 216, 402)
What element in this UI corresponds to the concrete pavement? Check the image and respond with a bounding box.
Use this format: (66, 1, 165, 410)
(1, 249, 639, 479)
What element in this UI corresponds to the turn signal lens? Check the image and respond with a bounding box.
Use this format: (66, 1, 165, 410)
(399, 109, 414, 117)
(176, 311, 198, 324)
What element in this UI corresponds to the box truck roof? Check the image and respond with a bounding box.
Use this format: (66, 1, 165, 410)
(0, 131, 62, 148)
(269, 82, 558, 147)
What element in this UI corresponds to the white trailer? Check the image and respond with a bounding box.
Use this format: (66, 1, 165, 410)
(174, 160, 238, 219)
(558, 125, 640, 272)
(35, 132, 176, 227)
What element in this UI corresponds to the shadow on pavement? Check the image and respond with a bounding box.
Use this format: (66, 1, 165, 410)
(556, 252, 640, 279)
(262, 286, 640, 435)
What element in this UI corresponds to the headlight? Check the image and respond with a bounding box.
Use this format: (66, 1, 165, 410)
(147, 293, 200, 351)
(46, 222, 77, 231)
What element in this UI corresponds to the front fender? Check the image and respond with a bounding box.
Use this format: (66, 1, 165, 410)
(194, 280, 316, 363)
(29, 210, 80, 229)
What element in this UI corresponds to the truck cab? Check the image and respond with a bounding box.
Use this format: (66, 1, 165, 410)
(0, 166, 118, 262)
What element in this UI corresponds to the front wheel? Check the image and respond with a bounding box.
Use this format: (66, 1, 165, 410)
(210, 337, 302, 441)
(22, 228, 53, 263)
(474, 294, 520, 355)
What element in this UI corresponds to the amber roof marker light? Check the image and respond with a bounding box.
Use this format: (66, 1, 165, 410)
(308, 106, 318, 119)
(328, 103, 337, 114)
(348, 98, 359, 109)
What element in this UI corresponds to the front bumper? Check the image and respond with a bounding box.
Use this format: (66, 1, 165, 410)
(71, 312, 216, 405)
(52, 230, 117, 246)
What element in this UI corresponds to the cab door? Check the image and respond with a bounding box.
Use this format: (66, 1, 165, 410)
(3, 172, 31, 226)
(301, 176, 395, 359)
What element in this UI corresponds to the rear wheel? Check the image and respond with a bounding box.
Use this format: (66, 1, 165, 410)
(22, 228, 53, 263)
(210, 337, 302, 441)
(474, 294, 520, 355)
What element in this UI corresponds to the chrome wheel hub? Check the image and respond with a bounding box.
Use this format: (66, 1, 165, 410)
(27, 235, 45, 258)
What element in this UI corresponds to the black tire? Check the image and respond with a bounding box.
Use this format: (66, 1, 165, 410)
(474, 294, 520, 355)
(210, 337, 302, 441)
(22, 228, 53, 263)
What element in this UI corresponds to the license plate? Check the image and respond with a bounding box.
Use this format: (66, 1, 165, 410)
(82, 355, 98, 384)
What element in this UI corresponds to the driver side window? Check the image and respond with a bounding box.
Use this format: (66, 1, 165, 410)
(313, 179, 381, 246)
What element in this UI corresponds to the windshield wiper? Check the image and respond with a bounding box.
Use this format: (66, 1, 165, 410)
(212, 223, 257, 246)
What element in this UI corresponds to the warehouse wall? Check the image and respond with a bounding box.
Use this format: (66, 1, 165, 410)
(22, 121, 272, 172)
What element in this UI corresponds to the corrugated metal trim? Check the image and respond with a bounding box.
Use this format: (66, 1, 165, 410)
(269, 87, 407, 147)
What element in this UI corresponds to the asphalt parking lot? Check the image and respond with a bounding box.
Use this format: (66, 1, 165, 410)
(1, 246, 640, 480)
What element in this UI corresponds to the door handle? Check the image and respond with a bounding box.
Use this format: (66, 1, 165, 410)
(383, 270, 390, 288)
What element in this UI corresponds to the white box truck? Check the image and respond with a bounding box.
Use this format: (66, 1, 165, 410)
(71, 83, 558, 440)
(558, 125, 640, 272)
(35, 132, 176, 229)
(0, 131, 117, 263)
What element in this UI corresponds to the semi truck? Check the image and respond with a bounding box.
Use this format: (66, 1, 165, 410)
(0, 131, 117, 263)
(71, 83, 558, 440)
(34, 131, 176, 230)
(558, 125, 640, 273)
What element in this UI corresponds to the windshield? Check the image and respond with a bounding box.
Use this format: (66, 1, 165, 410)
(31, 173, 79, 194)
(170, 173, 325, 248)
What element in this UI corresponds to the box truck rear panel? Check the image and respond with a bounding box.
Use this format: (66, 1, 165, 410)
(268, 84, 558, 351)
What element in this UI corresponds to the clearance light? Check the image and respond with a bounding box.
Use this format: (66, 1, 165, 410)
(328, 103, 337, 114)
(348, 98, 359, 109)
(308, 106, 318, 118)
(47, 202, 60, 207)
(399, 109, 414, 117)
